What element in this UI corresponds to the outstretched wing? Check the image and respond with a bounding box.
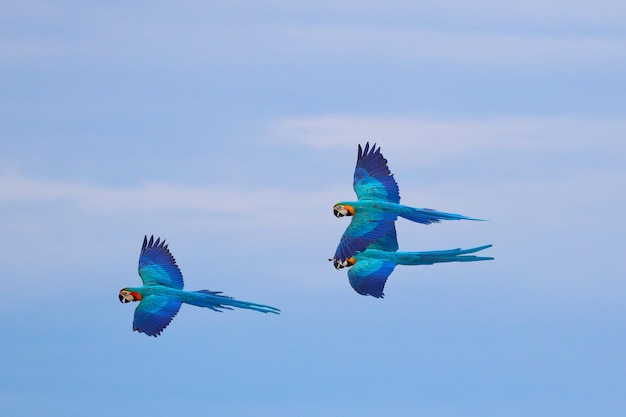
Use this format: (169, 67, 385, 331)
(138, 235, 184, 289)
(366, 222, 399, 252)
(133, 295, 183, 337)
(347, 258, 397, 298)
(333, 210, 397, 261)
(353, 143, 400, 203)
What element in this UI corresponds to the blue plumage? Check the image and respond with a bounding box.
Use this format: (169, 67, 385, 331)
(120, 236, 280, 337)
(330, 143, 493, 297)
(138, 236, 184, 289)
(333, 143, 481, 262)
(353, 142, 400, 203)
(339, 245, 494, 298)
(132, 295, 183, 337)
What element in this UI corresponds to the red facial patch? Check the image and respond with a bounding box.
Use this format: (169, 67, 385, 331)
(130, 291, 142, 301)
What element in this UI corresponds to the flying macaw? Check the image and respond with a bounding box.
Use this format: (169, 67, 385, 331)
(333, 142, 481, 262)
(331, 243, 493, 298)
(119, 235, 280, 337)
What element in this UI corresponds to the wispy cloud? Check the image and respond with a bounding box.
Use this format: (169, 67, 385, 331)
(272, 115, 626, 166)
(0, 174, 341, 217)
(0, 174, 343, 243)
(0, 174, 342, 285)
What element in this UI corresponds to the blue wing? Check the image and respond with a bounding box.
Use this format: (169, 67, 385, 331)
(353, 143, 400, 203)
(333, 143, 402, 260)
(333, 210, 397, 260)
(133, 295, 183, 337)
(138, 235, 184, 289)
(366, 222, 399, 252)
(347, 258, 397, 298)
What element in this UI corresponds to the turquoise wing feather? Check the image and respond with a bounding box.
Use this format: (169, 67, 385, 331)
(333, 209, 397, 260)
(347, 258, 397, 298)
(366, 222, 399, 252)
(121, 235, 280, 337)
(138, 235, 184, 289)
(133, 295, 183, 337)
(333, 143, 400, 260)
(353, 142, 400, 203)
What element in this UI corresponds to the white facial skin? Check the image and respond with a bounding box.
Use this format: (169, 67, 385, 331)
(333, 205, 350, 218)
(329, 258, 352, 270)
(119, 290, 135, 303)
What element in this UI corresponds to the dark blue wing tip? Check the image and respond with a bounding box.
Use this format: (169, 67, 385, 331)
(358, 142, 380, 160)
(356, 142, 390, 174)
(143, 235, 168, 250)
(355, 287, 385, 298)
(134, 326, 161, 337)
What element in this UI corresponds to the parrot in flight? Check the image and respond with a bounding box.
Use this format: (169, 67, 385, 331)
(331, 243, 494, 298)
(119, 235, 280, 337)
(332, 142, 481, 263)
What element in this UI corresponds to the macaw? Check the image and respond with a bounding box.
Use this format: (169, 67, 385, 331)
(119, 235, 280, 337)
(331, 243, 493, 298)
(333, 142, 481, 262)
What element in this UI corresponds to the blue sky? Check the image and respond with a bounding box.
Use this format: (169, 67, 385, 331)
(1, 1, 625, 416)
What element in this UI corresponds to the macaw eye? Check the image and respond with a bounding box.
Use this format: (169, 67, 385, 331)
(333, 205, 348, 218)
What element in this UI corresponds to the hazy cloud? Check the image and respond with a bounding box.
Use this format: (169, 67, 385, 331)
(272, 116, 626, 166)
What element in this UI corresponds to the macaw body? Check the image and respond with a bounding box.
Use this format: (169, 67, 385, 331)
(122, 285, 280, 312)
(334, 244, 494, 298)
(120, 236, 279, 337)
(333, 143, 481, 262)
(335, 199, 476, 226)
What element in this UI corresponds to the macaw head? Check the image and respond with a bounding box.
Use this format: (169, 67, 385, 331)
(333, 204, 355, 218)
(118, 289, 142, 303)
(329, 257, 356, 270)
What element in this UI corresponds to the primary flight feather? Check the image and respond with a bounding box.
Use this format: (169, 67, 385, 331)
(119, 235, 280, 337)
(333, 143, 480, 262)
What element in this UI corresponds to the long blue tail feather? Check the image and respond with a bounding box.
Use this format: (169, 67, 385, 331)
(393, 244, 494, 265)
(189, 290, 281, 314)
(397, 206, 484, 224)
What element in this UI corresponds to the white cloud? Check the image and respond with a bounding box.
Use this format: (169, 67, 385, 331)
(272, 115, 626, 166)
(0, 176, 279, 211)
(0, 174, 342, 245)
(0, 174, 342, 290)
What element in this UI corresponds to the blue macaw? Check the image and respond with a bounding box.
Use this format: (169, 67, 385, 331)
(331, 243, 494, 298)
(119, 236, 280, 337)
(333, 142, 481, 262)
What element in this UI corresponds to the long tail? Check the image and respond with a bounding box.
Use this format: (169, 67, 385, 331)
(393, 244, 494, 265)
(397, 205, 484, 225)
(188, 290, 280, 314)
